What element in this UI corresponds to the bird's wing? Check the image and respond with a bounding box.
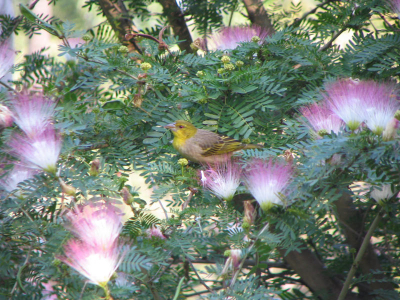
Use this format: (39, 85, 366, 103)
(195, 129, 244, 157)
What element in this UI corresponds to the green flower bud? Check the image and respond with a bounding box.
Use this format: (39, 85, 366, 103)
(242, 221, 250, 230)
(317, 129, 329, 137)
(224, 250, 231, 257)
(198, 98, 208, 104)
(196, 71, 205, 77)
(178, 158, 188, 166)
(236, 60, 244, 67)
(118, 45, 129, 54)
(395, 110, 400, 121)
(82, 33, 92, 42)
(221, 55, 230, 63)
(241, 138, 251, 144)
(218, 68, 226, 74)
(251, 36, 261, 43)
(224, 63, 235, 71)
(140, 62, 152, 72)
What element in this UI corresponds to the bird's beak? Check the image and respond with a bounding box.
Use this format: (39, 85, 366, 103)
(164, 122, 176, 131)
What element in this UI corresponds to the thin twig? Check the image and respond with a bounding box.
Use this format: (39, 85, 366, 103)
(10, 245, 32, 296)
(337, 207, 383, 300)
(187, 257, 214, 293)
(319, 27, 347, 52)
(292, 0, 338, 27)
(159, 199, 169, 220)
(229, 223, 269, 288)
(0, 80, 16, 92)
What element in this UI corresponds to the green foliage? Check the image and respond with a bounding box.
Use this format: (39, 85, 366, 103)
(1, 0, 400, 299)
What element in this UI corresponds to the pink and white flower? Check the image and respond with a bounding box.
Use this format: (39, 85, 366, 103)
(0, 40, 14, 79)
(243, 158, 293, 211)
(0, 104, 13, 128)
(201, 25, 271, 51)
(0, 164, 37, 193)
(370, 184, 396, 204)
(324, 79, 400, 133)
(388, 0, 400, 17)
(12, 94, 56, 138)
(9, 128, 62, 174)
(201, 159, 242, 201)
(146, 225, 166, 240)
(67, 203, 123, 250)
(299, 102, 344, 138)
(58, 239, 124, 287)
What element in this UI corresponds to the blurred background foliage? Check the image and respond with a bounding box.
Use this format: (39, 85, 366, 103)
(1, 0, 400, 299)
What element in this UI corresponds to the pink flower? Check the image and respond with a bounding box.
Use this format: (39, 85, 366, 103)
(58, 239, 124, 287)
(0, 164, 37, 193)
(67, 203, 123, 250)
(146, 225, 166, 240)
(370, 184, 396, 205)
(201, 25, 271, 51)
(388, 0, 400, 17)
(230, 249, 242, 269)
(200, 159, 242, 201)
(9, 128, 62, 174)
(12, 94, 56, 138)
(383, 118, 399, 141)
(243, 158, 293, 211)
(299, 102, 344, 138)
(0, 40, 14, 79)
(41, 280, 58, 300)
(0, 104, 13, 128)
(325, 79, 400, 133)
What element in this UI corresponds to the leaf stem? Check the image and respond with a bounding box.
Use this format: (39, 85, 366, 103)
(337, 207, 383, 300)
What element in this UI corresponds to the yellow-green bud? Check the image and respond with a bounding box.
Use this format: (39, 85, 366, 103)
(118, 45, 129, 54)
(52, 259, 61, 267)
(218, 68, 226, 74)
(251, 36, 261, 43)
(178, 158, 188, 166)
(242, 221, 250, 231)
(241, 138, 251, 144)
(395, 110, 400, 121)
(190, 43, 199, 52)
(317, 129, 329, 137)
(198, 98, 208, 104)
(224, 63, 235, 71)
(224, 250, 231, 257)
(196, 71, 205, 77)
(221, 55, 230, 63)
(140, 62, 152, 72)
(82, 34, 92, 42)
(236, 60, 244, 67)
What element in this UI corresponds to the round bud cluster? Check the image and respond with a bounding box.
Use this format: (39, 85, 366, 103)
(218, 68, 226, 74)
(118, 45, 129, 54)
(198, 98, 208, 104)
(178, 158, 189, 166)
(251, 36, 261, 43)
(241, 138, 251, 144)
(82, 34, 92, 42)
(236, 61, 244, 67)
(224, 63, 235, 71)
(196, 71, 205, 77)
(221, 55, 231, 63)
(140, 62, 152, 72)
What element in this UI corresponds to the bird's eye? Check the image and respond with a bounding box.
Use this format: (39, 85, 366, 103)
(179, 125, 184, 128)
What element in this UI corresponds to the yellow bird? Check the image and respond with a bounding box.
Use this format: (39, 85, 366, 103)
(164, 120, 261, 164)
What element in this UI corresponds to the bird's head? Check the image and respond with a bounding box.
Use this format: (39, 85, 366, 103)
(164, 120, 198, 139)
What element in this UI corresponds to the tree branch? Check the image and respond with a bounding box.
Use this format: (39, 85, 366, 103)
(338, 207, 384, 300)
(242, 0, 275, 33)
(292, 0, 339, 27)
(158, 0, 193, 53)
(97, 0, 141, 53)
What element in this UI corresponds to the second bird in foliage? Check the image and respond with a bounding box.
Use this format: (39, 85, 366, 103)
(164, 120, 261, 164)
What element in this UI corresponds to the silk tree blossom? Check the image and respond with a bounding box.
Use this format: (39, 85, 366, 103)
(41, 280, 58, 300)
(244, 159, 293, 211)
(146, 225, 166, 240)
(325, 79, 368, 131)
(200, 25, 271, 51)
(362, 83, 400, 135)
(0, 104, 13, 128)
(388, 0, 400, 17)
(9, 128, 62, 174)
(67, 203, 123, 250)
(370, 184, 397, 205)
(325, 79, 400, 133)
(0, 40, 14, 79)
(299, 102, 344, 138)
(201, 159, 242, 201)
(0, 164, 37, 193)
(58, 239, 124, 287)
(383, 118, 399, 141)
(12, 94, 56, 138)
(221, 248, 243, 275)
